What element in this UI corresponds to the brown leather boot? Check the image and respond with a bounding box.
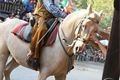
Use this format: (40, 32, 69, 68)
(26, 51, 40, 70)
(27, 56, 40, 70)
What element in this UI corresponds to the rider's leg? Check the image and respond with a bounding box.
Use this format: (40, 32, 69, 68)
(29, 17, 47, 58)
(27, 17, 47, 70)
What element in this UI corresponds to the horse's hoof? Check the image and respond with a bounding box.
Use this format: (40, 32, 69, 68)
(26, 57, 40, 70)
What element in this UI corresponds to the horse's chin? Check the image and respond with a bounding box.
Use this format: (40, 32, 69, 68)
(73, 50, 80, 55)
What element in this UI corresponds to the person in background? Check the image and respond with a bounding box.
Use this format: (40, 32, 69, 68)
(60, 0, 77, 14)
(18, 0, 36, 20)
(0, 0, 4, 2)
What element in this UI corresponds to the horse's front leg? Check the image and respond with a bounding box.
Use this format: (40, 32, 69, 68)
(55, 74, 66, 80)
(37, 68, 51, 80)
(0, 43, 9, 80)
(4, 58, 19, 80)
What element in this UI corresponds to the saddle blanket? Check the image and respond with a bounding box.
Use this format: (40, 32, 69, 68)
(12, 22, 32, 42)
(11, 22, 58, 45)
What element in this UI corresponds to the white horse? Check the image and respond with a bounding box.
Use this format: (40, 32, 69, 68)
(0, 5, 103, 80)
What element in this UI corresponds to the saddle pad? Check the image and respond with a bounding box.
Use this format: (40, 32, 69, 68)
(11, 22, 32, 42)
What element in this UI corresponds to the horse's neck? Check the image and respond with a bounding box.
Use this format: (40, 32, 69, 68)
(59, 22, 75, 44)
(59, 11, 86, 44)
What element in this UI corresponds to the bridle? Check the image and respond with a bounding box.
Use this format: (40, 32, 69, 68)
(58, 14, 100, 57)
(74, 15, 100, 44)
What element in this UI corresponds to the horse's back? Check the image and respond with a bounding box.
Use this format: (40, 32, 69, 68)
(0, 18, 26, 34)
(0, 18, 27, 40)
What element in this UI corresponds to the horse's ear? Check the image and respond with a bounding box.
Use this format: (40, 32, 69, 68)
(99, 10, 103, 20)
(99, 10, 103, 17)
(87, 4, 92, 14)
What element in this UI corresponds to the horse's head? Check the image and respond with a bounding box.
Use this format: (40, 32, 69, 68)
(72, 5, 103, 54)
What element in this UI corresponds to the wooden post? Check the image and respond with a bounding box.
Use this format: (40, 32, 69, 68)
(102, 0, 120, 79)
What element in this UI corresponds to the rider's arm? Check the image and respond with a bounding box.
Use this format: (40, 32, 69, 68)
(98, 27, 110, 40)
(42, 0, 67, 18)
(89, 33, 107, 57)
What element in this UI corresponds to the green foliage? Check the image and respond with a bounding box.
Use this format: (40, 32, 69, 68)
(99, 16, 112, 29)
(73, 0, 87, 9)
(93, 0, 113, 29)
(72, 0, 113, 29)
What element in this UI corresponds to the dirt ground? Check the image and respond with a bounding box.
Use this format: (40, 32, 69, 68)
(10, 61, 104, 80)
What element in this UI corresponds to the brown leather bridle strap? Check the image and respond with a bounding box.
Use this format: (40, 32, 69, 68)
(58, 28, 73, 57)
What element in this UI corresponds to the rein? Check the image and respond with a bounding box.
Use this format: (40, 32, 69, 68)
(58, 29, 75, 72)
(37, 18, 58, 45)
(57, 16, 87, 57)
(75, 16, 87, 38)
(58, 28, 73, 57)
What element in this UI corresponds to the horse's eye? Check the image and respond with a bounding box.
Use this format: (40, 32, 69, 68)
(83, 40, 86, 43)
(96, 20, 99, 24)
(87, 17, 91, 20)
(83, 39, 87, 43)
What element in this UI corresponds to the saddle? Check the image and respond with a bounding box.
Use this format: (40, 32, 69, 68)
(12, 18, 59, 70)
(12, 22, 32, 42)
(12, 18, 59, 45)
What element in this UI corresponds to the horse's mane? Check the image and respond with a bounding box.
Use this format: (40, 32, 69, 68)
(60, 9, 88, 31)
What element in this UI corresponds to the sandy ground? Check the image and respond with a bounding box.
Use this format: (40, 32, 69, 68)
(10, 61, 104, 80)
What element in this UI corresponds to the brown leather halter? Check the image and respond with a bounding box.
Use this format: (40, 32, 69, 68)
(58, 15, 99, 57)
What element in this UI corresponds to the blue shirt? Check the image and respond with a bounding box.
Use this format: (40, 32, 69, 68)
(26, 2, 34, 13)
(42, 0, 67, 18)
